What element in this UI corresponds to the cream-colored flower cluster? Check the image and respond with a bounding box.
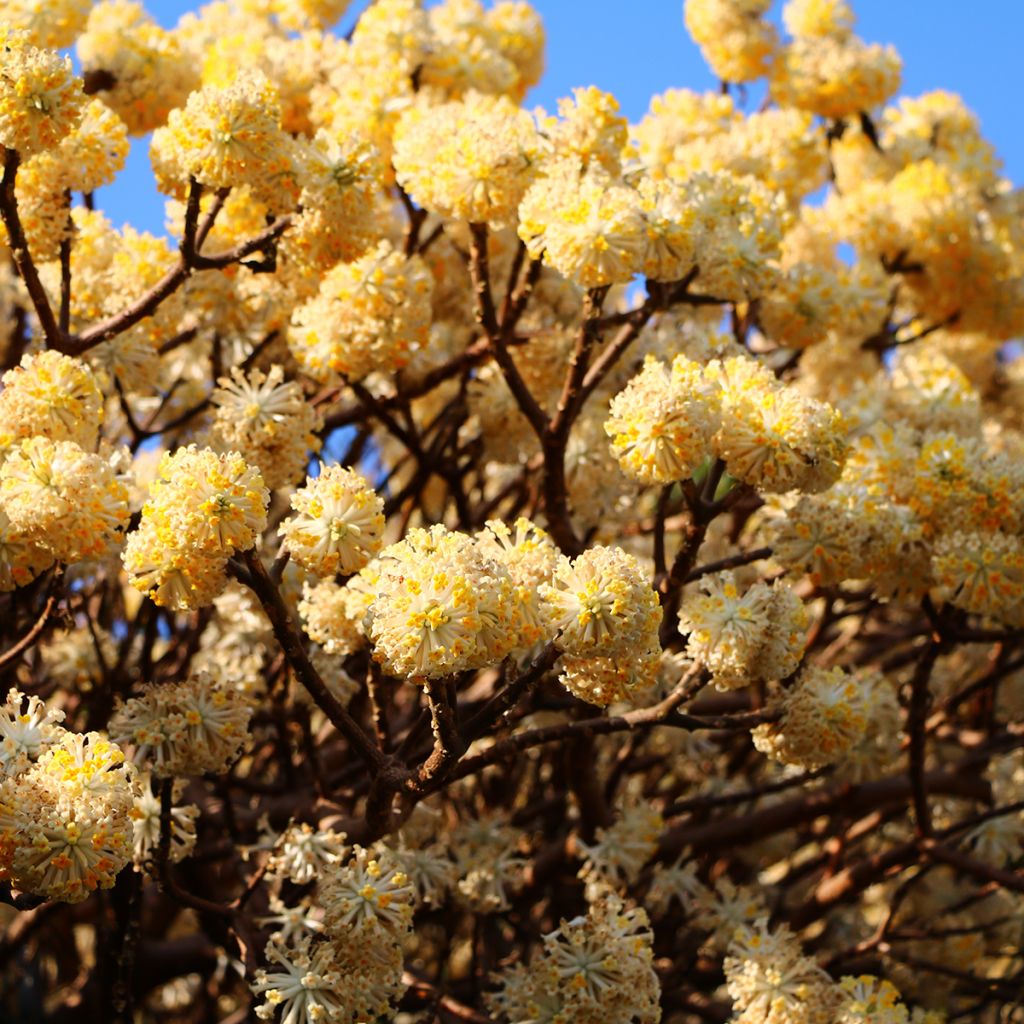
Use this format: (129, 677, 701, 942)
(123, 445, 268, 610)
(679, 571, 807, 690)
(0, 690, 134, 903)
(109, 671, 253, 777)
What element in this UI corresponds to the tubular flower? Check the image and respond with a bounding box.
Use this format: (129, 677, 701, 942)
(541, 545, 662, 659)
(0, 731, 134, 903)
(518, 160, 647, 287)
(708, 355, 848, 494)
(109, 673, 253, 777)
(288, 240, 434, 384)
(393, 91, 539, 227)
(365, 525, 520, 680)
(605, 355, 718, 485)
(209, 365, 322, 491)
(279, 465, 385, 577)
(753, 665, 869, 770)
(0, 438, 131, 564)
(678, 571, 807, 689)
(0, 29, 84, 155)
(837, 975, 911, 1024)
(0, 351, 104, 450)
(250, 938, 351, 1024)
(577, 802, 664, 886)
(265, 822, 348, 887)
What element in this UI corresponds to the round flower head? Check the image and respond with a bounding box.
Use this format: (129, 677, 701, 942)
(321, 845, 416, 939)
(559, 644, 662, 708)
(932, 530, 1024, 628)
(679, 571, 807, 690)
(771, 34, 902, 120)
(4, 0, 91, 49)
(0, 688, 65, 778)
(0, 438, 131, 564)
(265, 821, 348, 887)
(0, 351, 103, 451)
(77, 0, 196, 135)
(684, 0, 778, 84)
(489, 891, 660, 1024)
(605, 355, 719, 485)
(141, 445, 269, 557)
(298, 577, 366, 656)
(0, 505, 55, 592)
(0, 730, 134, 903)
(518, 161, 647, 287)
(541, 545, 662, 659)
(109, 672, 252, 777)
(122, 520, 229, 611)
(161, 69, 297, 209)
(708, 355, 847, 494)
(753, 665, 869, 770)
(365, 525, 520, 680)
(209, 365, 321, 491)
(288, 239, 433, 384)
(279, 465, 384, 577)
(724, 918, 840, 1024)
(474, 517, 558, 648)
(284, 131, 383, 271)
(0, 30, 84, 155)
(837, 975, 910, 1024)
(250, 938, 350, 1024)
(393, 91, 538, 227)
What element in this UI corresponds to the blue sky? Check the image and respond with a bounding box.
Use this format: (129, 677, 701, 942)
(96, 0, 1023, 234)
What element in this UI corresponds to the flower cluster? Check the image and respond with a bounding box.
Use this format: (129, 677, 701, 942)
(124, 445, 268, 610)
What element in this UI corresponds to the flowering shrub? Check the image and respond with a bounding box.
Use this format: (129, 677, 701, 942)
(0, 1, 1022, 1021)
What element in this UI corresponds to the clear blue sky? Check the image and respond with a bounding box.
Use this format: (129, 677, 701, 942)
(94, 0, 1024, 235)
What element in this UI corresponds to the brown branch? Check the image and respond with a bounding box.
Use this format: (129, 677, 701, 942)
(0, 573, 60, 672)
(0, 149, 64, 347)
(231, 549, 391, 779)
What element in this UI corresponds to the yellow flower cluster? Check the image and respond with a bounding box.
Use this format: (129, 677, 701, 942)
(540, 546, 662, 705)
(155, 70, 297, 211)
(394, 91, 539, 228)
(678, 571, 808, 690)
(109, 672, 253, 777)
(489, 890, 661, 1024)
(279, 465, 384, 577)
(77, 0, 196, 135)
(605, 355, 719, 485)
(123, 446, 268, 610)
(1, 437, 130, 565)
(684, 0, 777, 84)
(0, 693, 134, 903)
(724, 919, 840, 1024)
(0, 351, 104, 451)
(365, 524, 522, 680)
(209, 365, 322, 491)
(4, 0, 91, 49)
(753, 665, 868, 770)
(709, 355, 848, 494)
(289, 239, 434, 383)
(0, 29, 84, 156)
